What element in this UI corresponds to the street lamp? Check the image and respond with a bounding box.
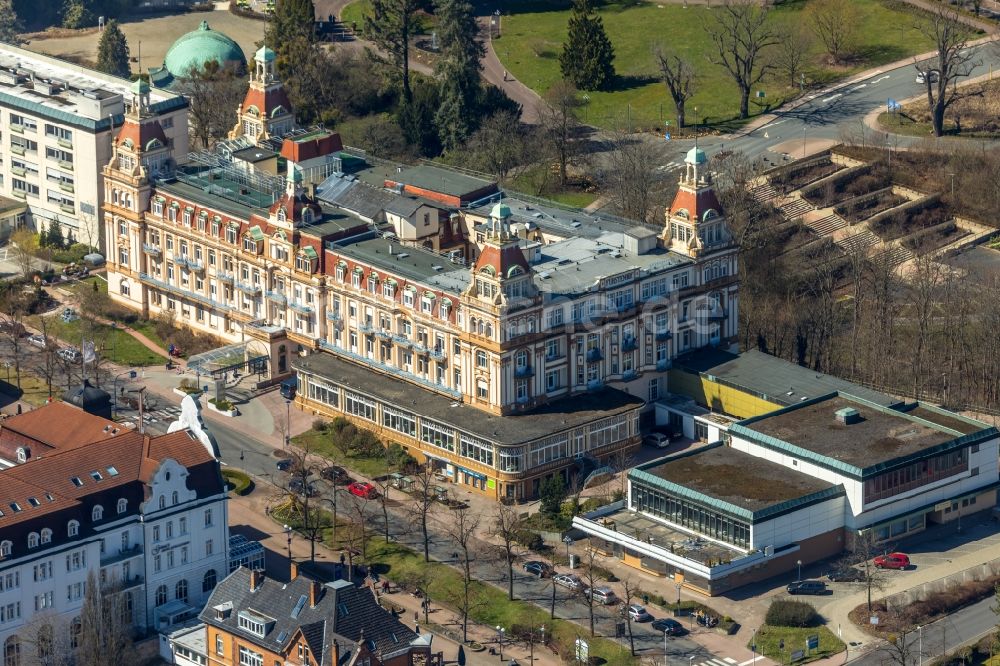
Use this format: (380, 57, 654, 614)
(563, 535, 573, 564)
(751, 628, 757, 666)
(918, 624, 923, 666)
(240, 450, 245, 463)
(496, 626, 505, 661)
(285, 398, 292, 447)
(663, 629, 670, 666)
(675, 583, 682, 614)
(112, 369, 137, 417)
(689, 655, 695, 666)
(796, 559, 802, 582)
(284, 524, 292, 562)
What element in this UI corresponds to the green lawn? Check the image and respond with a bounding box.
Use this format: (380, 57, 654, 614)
(496, 0, 936, 130)
(340, 0, 435, 36)
(750, 625, 845, 664)
(292, 428, 396, 479)
(28, 315, 165, 366)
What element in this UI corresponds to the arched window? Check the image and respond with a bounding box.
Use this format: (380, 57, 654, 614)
(117, 498, 127, 514)
(155, 585, 167, 607)
(15, 447, 27, 463)
(4, 635, 19, 666)
(91, 505, 103, 522)
(171, 491, 178, 506)
(0, 541, 11, 558)
(158, 495, 166, 510)
(70, 618, 82, 649)
(175, 579, 188, 604)
(67, 521, 79, 537)
(35, 625, 52, 661)
(27, 533, 38, 549)
(120, 280, 130, 297)
(40, 529, 51, 545)
(202, 569, 217, 593)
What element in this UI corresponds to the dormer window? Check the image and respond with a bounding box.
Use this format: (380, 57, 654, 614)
(117, 498, 127, 514)
(40, 529, 51, 544)
(67, 521, 79, 537)
(15, 447, 27, 463)
(92, 505, 103, 522)
(301, 208, 313, 224)
(153, 199, 164, 216)
(243, 237, 257, 253)
(0, 541, 10, 558)
(237, 611, 272, 638)
(27, 533, 38, 549)
(277, 208, 286, 223)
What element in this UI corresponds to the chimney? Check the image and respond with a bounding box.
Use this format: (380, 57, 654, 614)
(332, 640, 340, 665)
(290, 560, 299, 581)
(250, 569, 264, 591)
(309, 580, 323, 608)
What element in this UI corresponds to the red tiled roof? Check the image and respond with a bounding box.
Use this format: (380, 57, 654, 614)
(280, 133, 343, 163)
(473, 243, 530, 278)
(0, 402, 122, 459)
(241, 86, 293, 119)
(115, 117, 168, 153)
(669, 188, 722, 220)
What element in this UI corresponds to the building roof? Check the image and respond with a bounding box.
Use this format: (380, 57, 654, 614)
(202, 569, 419, 666)
(232, 146, 277, 164)
(163, 21, 247, 79)
(0, 43, 186, 131)
(241, 85, 293, 121)
(0, 400, 120, 459)
(632, 443, 841, 521)
(385, 165, 497, 203)
(317, 175, 397, 222)
(280, 131, 343, 163)
(0, 195, 25, 217)
(327, 231, 470, 295)
(732, 393, 997, 478)
(294, 352, 645, 446)
(669, 186, 722, 220)
(675, 348, 903, 409)
(116, 115, 169, 154)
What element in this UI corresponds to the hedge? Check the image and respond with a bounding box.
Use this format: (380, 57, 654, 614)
(222, 469, 253, 496)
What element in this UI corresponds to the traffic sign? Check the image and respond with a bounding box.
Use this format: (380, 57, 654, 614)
(807, 635, 819, 650)
(792, 650, 805, 662)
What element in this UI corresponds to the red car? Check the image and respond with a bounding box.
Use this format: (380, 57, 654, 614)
(347, 481, 378, 499)
(874, 552, 910, 569)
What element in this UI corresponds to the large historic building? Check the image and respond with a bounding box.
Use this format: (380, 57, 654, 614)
(0, 43, 189, 251)
(0, 400, 230, 657)
(102, 50, 738, 500)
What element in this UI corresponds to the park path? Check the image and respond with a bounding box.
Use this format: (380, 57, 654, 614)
(478, 16, 543, 124)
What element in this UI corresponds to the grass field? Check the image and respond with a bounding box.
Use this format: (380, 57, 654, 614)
(877, 78, 1000, 138)
(750, 625, 845, 664)
(292, 428, 395, 479)
(496, 0, 937, 130)
(28, 314, 165, 367)
(340, 0, 435, 36)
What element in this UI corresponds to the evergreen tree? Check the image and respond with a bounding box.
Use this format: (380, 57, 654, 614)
(0, 0, 24, 45)
(559, 0, 615, 91)
(61, 0, 95, 29)
(96, 20, 130, 78)
(366, 0, 421, 102)
(397, 78, 441, 156)
(46, 220, 65, 250)
(433, 0, 484, 151)
(264, 0, 316, 82)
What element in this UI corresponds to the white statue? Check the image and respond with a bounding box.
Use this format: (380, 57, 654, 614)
(167, 394, 220, 458)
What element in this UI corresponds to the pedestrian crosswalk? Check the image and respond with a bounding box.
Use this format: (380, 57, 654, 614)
(693, 657, 741, 666)
(656, 161, 683, 172)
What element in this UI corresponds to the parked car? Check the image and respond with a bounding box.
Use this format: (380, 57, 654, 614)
(347, 481, 378, 499)
(588, 586, 618, 605)
(319, 465, 347, 481)
(289, 478, 319, 497)
(522, 561, 552, 578)
(825, 567, 865, 583)
(643, 432, 670, 448)
(627, 604, 652, 622)
(27, 334, 47, 349)
(60, 308, 78, 323)
(787, 580, 828, 595)
(652, 618, 685, 636)
(276, 458, 294, 472)
(57, 348, 82, 364)
(553, 574, 585, 591)
(916, 69, 940, 84)
(874, 552, 911, 569)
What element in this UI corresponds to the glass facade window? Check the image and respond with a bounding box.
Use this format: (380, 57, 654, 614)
(420, 419, 454, 452)
(863, 448, 969, 503)
(589, 414, 629, 449)
(307, 379, 339, 407)
(529, 434, 568, 467)
(460, 433, 494, 467)
(631, 482, 750, 549)
(383, 406, 416, 436)
(498, 447, 523, 472)
(344, 391, 376, 421)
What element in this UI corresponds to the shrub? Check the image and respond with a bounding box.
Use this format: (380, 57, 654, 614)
(221, 469, 252, 495)
(312, 418, 329, 433)
(513, 529, 544, 552)
(209, 397, 235, 411)
(765, 600, 819, 628)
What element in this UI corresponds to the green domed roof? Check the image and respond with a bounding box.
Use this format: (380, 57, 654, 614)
(163, 20, 247, 78)
(491, 202, 511, 219)
(685, 147, 707, 164)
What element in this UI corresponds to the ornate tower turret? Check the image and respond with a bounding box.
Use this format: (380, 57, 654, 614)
(229, 46, 295, 144)
(465, 202, 534, 307)
(661, 147, 730, 258)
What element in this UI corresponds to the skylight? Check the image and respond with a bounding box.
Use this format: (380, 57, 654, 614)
(106, 466, 119, 477)
(70, 477, 83, 487)
(27, 497, 39, 507)
(90, 471, 103, 481)
(290, 595, 307, 619)
(9, 503, 21, 513)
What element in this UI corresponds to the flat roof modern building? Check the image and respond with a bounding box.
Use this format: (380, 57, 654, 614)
(574, 392, 998, 594)
(0, 44, 188, 252)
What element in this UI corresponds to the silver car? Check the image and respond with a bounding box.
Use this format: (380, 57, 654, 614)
(553, 574, 585, 591)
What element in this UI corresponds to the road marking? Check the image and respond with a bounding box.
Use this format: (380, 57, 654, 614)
(723, 659, 738, 664)
(851, 83, 868, 91)
(822, 93, 843, 102)
(761, 118, 788, 129)
(739, 659, 758, 666)
(871, 75, 891, 84)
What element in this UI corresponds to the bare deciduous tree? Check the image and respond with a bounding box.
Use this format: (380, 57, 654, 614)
(915, 6, 981, 137)
(599, 128, 666, 223)
(446, 506, 482, 643)
(579, 546, 600, 637)
(467, 111, 537, 185)
(807, 0, 859, 64)
(491, 503, 522, 601)
(774, 27, 812, 88)
(76, 572, 134, 666)
(539, 80, 585, 187)
(410, 463, 437, 562)
(175, 62, 249, 148)
(853, 529, 889, 612)
(705, 0, 779, 119)
(653, 45, 696, 128)
(621, 577, 640, 656)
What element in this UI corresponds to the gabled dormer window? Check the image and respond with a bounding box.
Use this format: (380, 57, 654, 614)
(243, 237, 257, 253)
(301, 208, 313, 224)
(67, 521, 79, 537)
(237, 611, 272, 638)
